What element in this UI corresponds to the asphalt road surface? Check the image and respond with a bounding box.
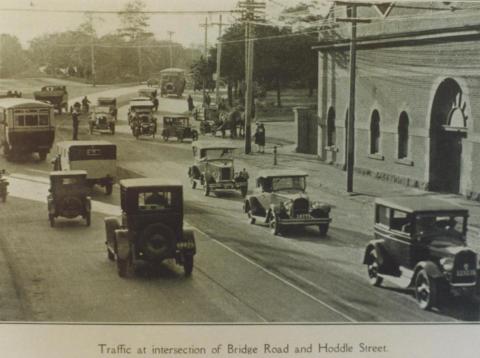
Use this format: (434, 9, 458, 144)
(0, 90, 478, 322)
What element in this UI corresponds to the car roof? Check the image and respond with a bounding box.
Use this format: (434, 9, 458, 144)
(164, 115, 189, 119)
(0, 98, 53, 109)
(50, 170, 87, 176)
(375, 195, 468, 213)
(257, 169, 308, 178)
(120, 178, 182, 189)
(93, 106, 111, 113)
(130, 100, 153, 107)
(56, 140, 115, 148)
(193, 141, 238, 150)
(160, 67, 185, 73)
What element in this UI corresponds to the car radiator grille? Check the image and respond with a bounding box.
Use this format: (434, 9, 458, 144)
(293, 198, 309, 216)
(220, 168, 232, 181)
(451, 250, 477, 285)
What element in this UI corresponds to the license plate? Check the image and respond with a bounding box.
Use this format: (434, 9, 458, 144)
(297, 214, 311, 219)
(177, 241, 195, 249)
(456, 269, 476, 277)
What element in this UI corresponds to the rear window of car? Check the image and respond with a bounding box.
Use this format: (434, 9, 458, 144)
(138, 191, 176, 211)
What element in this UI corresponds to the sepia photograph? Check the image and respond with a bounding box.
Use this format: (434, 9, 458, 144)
(1, 0, 480, 356)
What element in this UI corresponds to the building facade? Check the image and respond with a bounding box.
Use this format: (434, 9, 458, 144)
(315, 2, 480, 198)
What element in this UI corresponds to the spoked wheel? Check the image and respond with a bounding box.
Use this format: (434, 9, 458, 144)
(366, 249, 383, 287)
(415, 269, 437, 310)
(183, 254, 194, 276)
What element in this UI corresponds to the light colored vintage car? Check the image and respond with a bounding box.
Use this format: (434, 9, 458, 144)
(244, 170, 331, 236)
(89, 106, 115, 134)
(188, 142, 249, 197)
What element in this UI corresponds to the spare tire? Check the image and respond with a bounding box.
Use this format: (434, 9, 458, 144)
(61, 196, 83, 218)
(140, 223, 175, 261)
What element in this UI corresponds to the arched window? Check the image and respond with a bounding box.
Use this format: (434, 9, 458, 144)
(398, 112, 409, 159)
(327, 107, 336, 146)
(370, 110, 380, 154)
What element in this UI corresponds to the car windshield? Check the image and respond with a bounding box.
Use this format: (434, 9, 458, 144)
(415, 214, 466, 238)
(271, 176, 306, 191)
(202, 148, 234, 160)
(138, 191, 175, 211)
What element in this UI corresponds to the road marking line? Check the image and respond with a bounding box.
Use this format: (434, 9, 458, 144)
(187, 225, 357, 322)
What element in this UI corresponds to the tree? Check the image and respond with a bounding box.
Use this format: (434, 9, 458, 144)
(0, 34, 29, 77)
(118, 0, 152, 41)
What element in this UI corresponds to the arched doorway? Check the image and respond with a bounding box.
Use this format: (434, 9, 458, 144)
(429, 78, 468, 193)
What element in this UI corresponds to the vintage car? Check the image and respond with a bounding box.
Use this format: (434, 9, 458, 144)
(130, 109, 157, 139)
(33, 85, 68, 113)
(88, 106, 115, 134)
(0, 98, 55, 161)
(161, 115, 198, 142)
(51, 141, 116, 195)
(47, 170, 91, 227)
(97, 97, 117, 120)
(363, 196, 479, 310)
(0, 169, 8, 202)
(188, 142, 249, 197)
(0, 90, 22, 99)
(244, 170, 332, 236)
(127, 99, 155, 127)
(104, 178, 196, 277)
(159, 68, 186, 97)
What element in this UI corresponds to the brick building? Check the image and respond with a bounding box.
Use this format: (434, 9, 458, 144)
(314, 2, 480, 198)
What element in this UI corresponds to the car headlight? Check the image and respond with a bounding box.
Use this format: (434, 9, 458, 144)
(440, 257, 454, 271)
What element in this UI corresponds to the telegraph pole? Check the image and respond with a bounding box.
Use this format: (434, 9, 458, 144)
(90, 39, 96, 87)
(239, 0, 265, 154)
(336, 2, 371, 193)
(199, 17, 209, 99)
(167, 31, 175, 67)
(214, 15, 223, 105)
(137, 45, 142, 79)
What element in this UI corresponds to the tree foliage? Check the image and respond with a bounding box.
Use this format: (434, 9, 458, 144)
(0, 34, 30, 77)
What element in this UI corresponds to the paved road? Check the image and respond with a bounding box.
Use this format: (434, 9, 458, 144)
(0, 91, 478, 322)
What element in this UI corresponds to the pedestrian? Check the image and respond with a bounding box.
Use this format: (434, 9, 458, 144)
(204, 92, 211, 107)
(152, 96, 159, 112)
(81, 96, 90, 114)
(253, 122, 265, 153)
(72, 103, 81, 140)
(187, 94, 194, 112)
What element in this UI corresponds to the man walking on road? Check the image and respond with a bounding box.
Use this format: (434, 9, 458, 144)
(187, 94, 194, 112)
(72, 102, 81, 140)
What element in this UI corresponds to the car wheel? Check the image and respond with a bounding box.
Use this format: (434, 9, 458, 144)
(270, 218, 282, 236)
(105, 183, 113, 195)
(183, 254, 194, 276)
(85, 211, 91, 227)
(247, 210, 256, 225)
(116, 256, 131, 278)
(204, 184, 210, 196)
(366, 249, 383, 287)
(318, 223, 329, 236)
(415, 269, 438, 310)
(49, 214, 55, 227)
(163, 135, 168, 141)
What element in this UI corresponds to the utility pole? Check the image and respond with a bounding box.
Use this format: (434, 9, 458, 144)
(336, 1, 371, 193)
(214, 15, 223, 105)
(239, 0, 265, 154)
(90, 39, 96, 87)
(137, 45, 143, 79)
(167, 31, 175, 67)
(199, 17, 209, 99)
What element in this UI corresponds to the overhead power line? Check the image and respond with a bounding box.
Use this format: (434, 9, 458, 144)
(0, 8, 242, 15)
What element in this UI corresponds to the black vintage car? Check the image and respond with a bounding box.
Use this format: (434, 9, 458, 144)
(47, 170, 91, 227)
(33, 85, 68, 114)
(162, 115, 198, 142)
(363, 196, 478, 310)
(104, 178, 196, 278)
(244, 170, 332, 236)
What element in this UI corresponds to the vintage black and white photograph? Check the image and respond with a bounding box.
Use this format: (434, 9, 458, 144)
(0, 0, 480, 336)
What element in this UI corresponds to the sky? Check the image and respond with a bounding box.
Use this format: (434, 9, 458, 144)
(0, 0, 305, 48)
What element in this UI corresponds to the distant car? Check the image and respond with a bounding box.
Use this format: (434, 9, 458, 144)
(0, 90, 22, 99)
(51, 141, 116, 195)
(188, 142, 249, 197)
(33, 85, 68, 114)
(244, 170, 332, 236)
(47, 170, 91, 227)
(130, 108, 157, 139)
(161, 115, 198, 142)
(159, 68, 186, 97)
(97, 97, 117, 120)
(127, 99, 155, 127)
(104, 178, 196, 278)
(363, 196, 479, 310)
(88, 106, 115, 134)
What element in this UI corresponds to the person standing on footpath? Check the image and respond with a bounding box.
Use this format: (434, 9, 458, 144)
(253, 122, 265, 153)
(187, 94, 194, 112)
(72, 102, 81, 140)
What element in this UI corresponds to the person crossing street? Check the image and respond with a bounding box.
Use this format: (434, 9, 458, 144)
(72, 102, 81, 140)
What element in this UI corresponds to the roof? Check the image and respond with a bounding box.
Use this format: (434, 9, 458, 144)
(375, 195, 468, 213)
(0, 98, 52, 109)
(193, 141, 238, 150)
(56, 140, 115, 148)
(160, 68, 185, 73)
(130, 101, 154, 108)
(120, 178, 182, 189)
(50, 170, 87, 176)
(257, 170, 308, 178)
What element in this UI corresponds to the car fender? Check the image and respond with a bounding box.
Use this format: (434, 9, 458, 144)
(115, 229, 131, 260)
(363, 240, 387, 266)
(411, 261, 443, 287)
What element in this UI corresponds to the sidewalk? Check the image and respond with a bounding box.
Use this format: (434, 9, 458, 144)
(196, 124, 480, 252)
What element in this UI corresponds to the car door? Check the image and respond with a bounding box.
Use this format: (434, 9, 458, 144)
(386, 209, 413, 268)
